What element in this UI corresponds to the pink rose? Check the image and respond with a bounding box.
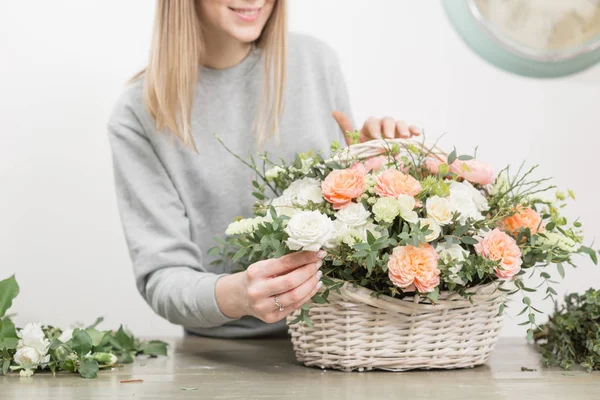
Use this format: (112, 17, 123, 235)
(363, 156, 387, 172)
(375, 169, 422, 198)
(475, 228, 523, 279)
(425, 156, 442, 174)
(450, 159, 494, 185)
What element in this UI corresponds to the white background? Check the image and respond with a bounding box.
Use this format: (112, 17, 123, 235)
(1, 1, 599, 338)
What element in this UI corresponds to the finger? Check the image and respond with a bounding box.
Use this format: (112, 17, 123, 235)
(263, 250, 326, 277)
(269, 270, 323, 310)
(264, 260, 322, 296)
(381, 117, 395, 139)
(332, 111, 354, 145)
(361, 117, 381, 141)
(287, 277, 323, 311)
(261, 277, 324, 324)
(409, 125, 421, 136)
(395, 120, 410, 138)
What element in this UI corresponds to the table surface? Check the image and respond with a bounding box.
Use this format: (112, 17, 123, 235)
(2, 336, 599, 399)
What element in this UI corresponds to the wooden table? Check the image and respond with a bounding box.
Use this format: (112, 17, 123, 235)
(2, 337, 599, 399)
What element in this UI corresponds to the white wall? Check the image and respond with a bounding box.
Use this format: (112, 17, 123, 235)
(1, 1, 599, 338)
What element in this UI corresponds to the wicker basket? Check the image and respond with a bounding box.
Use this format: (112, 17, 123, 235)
(287, 281, 504, 372)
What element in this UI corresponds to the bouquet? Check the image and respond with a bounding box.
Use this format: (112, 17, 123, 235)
(214, 134, 598, 342)
(0, 275, 167, 378)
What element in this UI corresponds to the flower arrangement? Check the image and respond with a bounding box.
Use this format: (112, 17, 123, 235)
(213, 134, 598, 342)
(0, 275, 167, 378)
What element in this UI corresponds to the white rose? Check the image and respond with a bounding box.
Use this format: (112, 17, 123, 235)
(269, 193, 300, 218)
(334, 202, 371, 227)
(426, 196, 455, 225)
(372, 197, 401, 223)
(14, 346, 49, 366)
(448, 184, 484, 224)
(283, 178, 324, 206)
(436, 242, 469, 263)
(265, 166, 285, 181)
(58, 328, 74, 343)
(450, 181, 489, 212)
(285, 210, 334, 251)
(420, 217, 441, 242)
(398, 194, 419, 223)
(324, 220, 350, 249)
(17, 322, 50, 354)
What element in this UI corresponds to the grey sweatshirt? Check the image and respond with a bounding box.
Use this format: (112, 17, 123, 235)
(107, 33, 354, 338)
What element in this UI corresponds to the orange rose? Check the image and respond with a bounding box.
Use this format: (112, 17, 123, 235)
(375, 169, 422, 198)
(387, 243, 440, 293)
(321, 168, 365, 210)
(475, 228, 522, 279)
(498, 206, 544, 235)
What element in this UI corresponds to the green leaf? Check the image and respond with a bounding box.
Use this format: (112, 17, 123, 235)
(366, 230, 376, 246)
(78, 359, 99, 379)
(86, 328, 106, 348)
(528, 313, 536, 324)
(497, 303, 506, 317)
(557, 263, 565, 279)
(457, 155, 473, 161)
(207, 246, 220, 257)
(460, 236, 479, 245)
(302, 312, 313, 328)
(114, 326, 134, 351)
(447, 148, 457, 165)
(252, 180, 260, 189)
(312, 295, 327, 304)
(232, 247, 247, 262)
(252, 191, 265, 200)
(546, 222, 556, 231)
(86, 317, 104, 330)
(579, 246, 598, 265)
(0, 275, 19, 319)
(427, 288, 439, 302)
(140, 340, 168, 357)
(1, 359, 10, 376)
(118, 352, 134, 364)
(71, 329, 93, 358)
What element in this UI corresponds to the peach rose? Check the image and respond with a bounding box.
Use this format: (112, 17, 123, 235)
(387, 243, 440, 293)
(425, 156, 442, 174)
(321, 168, 365, 210)
(375, 169, 422, 198)
(497, 206, 544, 235)
(474, 228, 523, 279)
(363, 156, 387, 172)
(351, 162, 368, 175)
(450, 159, 495, 185)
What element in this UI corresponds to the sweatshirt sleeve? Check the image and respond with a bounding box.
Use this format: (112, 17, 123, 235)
(107, 97, 238, 329)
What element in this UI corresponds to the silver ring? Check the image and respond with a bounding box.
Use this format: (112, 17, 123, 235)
(274, 295, 284, 312)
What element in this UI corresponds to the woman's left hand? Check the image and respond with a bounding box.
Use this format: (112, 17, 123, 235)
(332, 111, 421, 145)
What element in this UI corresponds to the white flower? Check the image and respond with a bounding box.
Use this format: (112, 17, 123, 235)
(450, 181, 489, 212)
(58, 328, 74, 343)
(324, 220, 350, 249)
(491, 171, 510, 197)
(14, 347, 49, 367)
(289, 157, 314, 174)
(538, 232, 579, 253)
(449, 183, 484, 224)
(269, 193, 299, 218)
(225, 216, 268, 235)
(283, 178, 324, 206)
(436, 242, 469, 263)
(265, 166, 285, 181)
(334, 202, 371, 227)
(19, 369, 34, 378)
(285, 210, 334, 251)
(426, 196, 455, 225)
(398, 194, 419, 223)
(436, 242, 469, 285)
(339, 224, 380, 247)
(420, 217, 441, 242)
(17, 323, 50, 354)
(372, 197, 401, 223)
(527, 191, 554, 205)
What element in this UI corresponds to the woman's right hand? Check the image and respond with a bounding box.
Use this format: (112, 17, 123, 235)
(215, 250, 326, 323)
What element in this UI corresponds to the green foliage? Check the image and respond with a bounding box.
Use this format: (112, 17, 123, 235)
(534, 289, 600, 372)
(0, 274, 168, 378)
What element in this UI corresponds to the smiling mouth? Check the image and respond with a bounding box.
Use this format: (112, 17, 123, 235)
(229, 6, 262, 20)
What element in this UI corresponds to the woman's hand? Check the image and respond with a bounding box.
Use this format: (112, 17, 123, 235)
(215, 251, 325, 323)
(332, 111, 421, 145)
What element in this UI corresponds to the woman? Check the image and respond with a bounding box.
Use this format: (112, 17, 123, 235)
(108, 0, 419, 338)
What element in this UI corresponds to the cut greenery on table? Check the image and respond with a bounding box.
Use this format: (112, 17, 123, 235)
(535, 288, 600, 372)
(0, 275, 167, 378)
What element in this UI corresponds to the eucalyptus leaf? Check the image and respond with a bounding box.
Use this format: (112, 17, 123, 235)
(78, 359, 99, 379)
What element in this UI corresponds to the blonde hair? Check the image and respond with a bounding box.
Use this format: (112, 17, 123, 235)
(133, 0, 287, 150)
